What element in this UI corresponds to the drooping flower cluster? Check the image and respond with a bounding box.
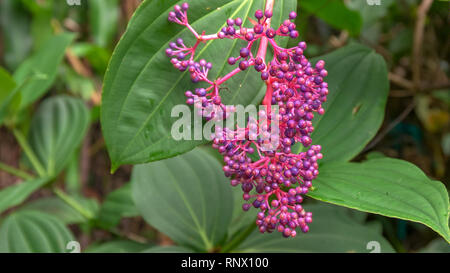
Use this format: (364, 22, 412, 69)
(165, 2, 328, 237)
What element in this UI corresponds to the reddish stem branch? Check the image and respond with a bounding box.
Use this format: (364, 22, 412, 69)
(217, 67, 244, 85)
(262, 80, 273, 107)
(256, 0, 275, 62)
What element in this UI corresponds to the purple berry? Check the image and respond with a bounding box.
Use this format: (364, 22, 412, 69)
(240, 47, 250, 58)
(239, 60, 249, 70)
(228, 57, 236, 65)
(290, 30, 299, 39)
(289, 11, 297, 20)
(255, 9, 263, 19)
(261, 71, 269, 80)
(254, 24, 264, 34)
(266, 28, 276, 39)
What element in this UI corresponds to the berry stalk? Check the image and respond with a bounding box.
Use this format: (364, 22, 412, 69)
(256, 0, 274, 63)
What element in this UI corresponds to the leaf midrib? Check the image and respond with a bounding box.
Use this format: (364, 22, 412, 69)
(114, 0, 251, 162)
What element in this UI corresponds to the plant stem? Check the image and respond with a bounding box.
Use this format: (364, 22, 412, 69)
(216, 67, 242, 85)
(12, 129, 47, 177)
(262, 80, 273, 106)
(221, 218, 258, 253)
(53, 187, 94, 220)
(256, 0, 274, 62)
(0, 161, 35, 180)
(412, 0, 433, 92)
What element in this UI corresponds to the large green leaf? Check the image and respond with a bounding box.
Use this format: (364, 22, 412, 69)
(0, 178, 50, 215)
(0, 210, 74, 253)
(101, 0, 296, 170)
(13, 33, 75, 109)
(295, 43, 389, 162)
(27, 95, 90, 177)
(132, 148, 233, 252)
(309, 158, 450, 242)
(300, 0, 362, 36)
(88, 0, 119, 48)
(97, 183, 139, 229)
(234, 203, 395, 253)
(85, 240, 149, 253)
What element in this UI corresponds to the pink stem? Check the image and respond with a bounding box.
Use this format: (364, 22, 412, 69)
(256, 0, 274, 62)
(216, 67, 242, 85)
(186, 24, 200, 38)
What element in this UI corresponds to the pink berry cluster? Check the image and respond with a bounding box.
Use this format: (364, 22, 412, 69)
(165, 1, 328, 238)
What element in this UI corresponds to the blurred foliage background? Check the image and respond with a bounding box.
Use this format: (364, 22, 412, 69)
(0, 0, 448, 252)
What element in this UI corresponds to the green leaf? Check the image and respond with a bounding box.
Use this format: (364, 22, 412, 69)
(23, 0, 54, 51)
(0, 178, 50, 215)
(88, 0, 119, 48)
(85, 240, 149, 253)
(71, 42, 111, 75)
(101, 0, 296, 170)
(234, 203, 395, 253)
(295, 43, 389, 162)
(13, 33, 75, 109)
(0, 0, 31, 70)
(63, 65, 96, 100)
(388, 28, 413, 56)
(347, 0, 394, 27)
(132, 148, 233, 252)
(142, 245, 194, 253)
(26, 95, 90, 177)
(300, 0, 362, 36)
(0, 210, 74, 253)
(97, 183, 139, 229)
(347, 0, 395, 43)
(20, 197, 86, 225)
(0, 67, 17, 103)
(0, 67, 20, 126)
(309, 158, 450, 242)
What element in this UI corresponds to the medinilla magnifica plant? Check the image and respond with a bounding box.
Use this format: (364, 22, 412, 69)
(97, 0, 448, 252)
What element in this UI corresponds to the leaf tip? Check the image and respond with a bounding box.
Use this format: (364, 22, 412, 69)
(110, 163, 119, 174)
